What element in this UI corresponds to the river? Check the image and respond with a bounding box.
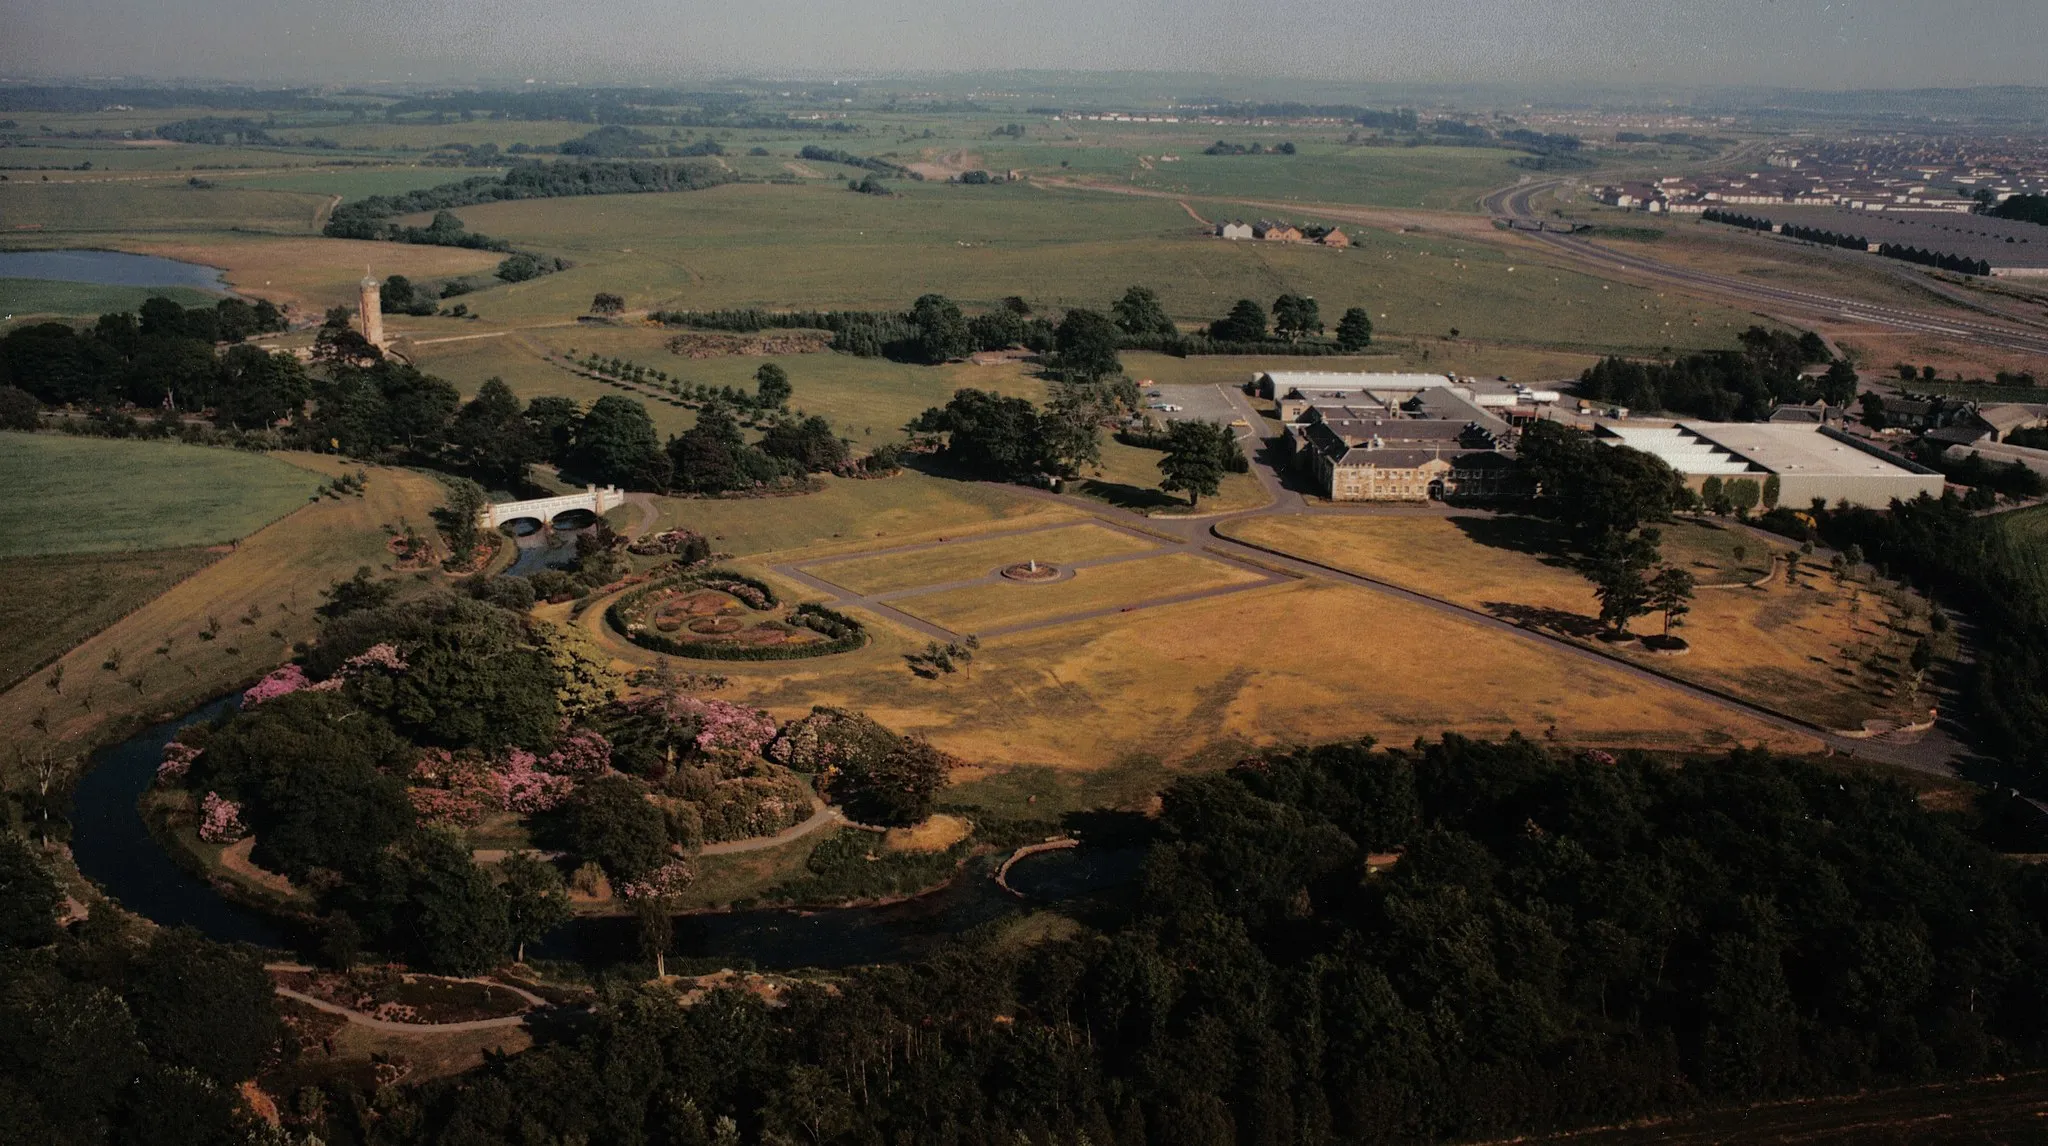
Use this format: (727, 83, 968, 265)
(0, 249, 232, 292)
(70, 700, 1141, 970)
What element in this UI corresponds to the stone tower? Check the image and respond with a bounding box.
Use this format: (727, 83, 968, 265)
(357, 272, 384, 348)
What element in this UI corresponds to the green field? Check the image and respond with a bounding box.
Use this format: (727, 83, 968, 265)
(0, 181, 330, 235)
(0, 434, 325, 557)
(401, 181, 1752, 355)
(2, 279, 220, 324)
(0, 548, 222, 691)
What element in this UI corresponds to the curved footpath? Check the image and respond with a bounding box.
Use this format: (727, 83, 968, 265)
(264, 966, 549, 1033)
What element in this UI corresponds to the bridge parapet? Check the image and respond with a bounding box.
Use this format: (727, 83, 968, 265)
(479, 485, 626, 528)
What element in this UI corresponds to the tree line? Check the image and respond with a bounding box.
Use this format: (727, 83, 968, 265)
(0, 296, 293, 422)
(1983, 193, 2048, 227)
(1576, 326, 1853, 420)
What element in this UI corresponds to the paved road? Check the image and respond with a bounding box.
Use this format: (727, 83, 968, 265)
(1483, 179, 2048, 357)
(697, 794, 846, 855)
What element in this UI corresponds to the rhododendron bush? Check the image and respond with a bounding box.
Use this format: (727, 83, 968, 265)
(494, 749, 576, 813)
(242, 663, 312, 706)
(624, 693, 776, 756)
(618, 858, 693, 901)
(406, 749, 501, 826)
(546, 727, 614, 776)
(198, 792, 247, 843)
(157, 741, 200, 784)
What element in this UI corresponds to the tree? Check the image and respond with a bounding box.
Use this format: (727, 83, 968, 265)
(567, 775, 670, 880)
(1040, 383, 1109, 475)
(908, 294, 970, 364)
(753, 363, 792, 409)
(345, 599, 563, 750)
(1335, 307, 1374, 351)
(499, 851, 570, 964)
(1761, 474, 1782, 510)
(125, 927, 281, 1085)
(1158, 419, 1239, 508)
(967, 308, 1025, 351)
(319, 565, 396, 619)
(1725, 478, 1762, 518)
(1592, 558, 1652, 635)
(1648, 566, 1696, 638)
(1054, 308, 1123, 382)
(569, 395, 671, 490)
(0, 385, 38, 431)
(432, 477, 489, 564)
(400, 832, 512, 974)
(835, 738, 950, 826)
(524, 394, 582, 462)
(910, 388, 1048, 477)
(1112, 285, 1177, 337)
(1818, 360, 1858, 406)
(1209, 298, 1267, 343)
(590, 292, 626, 316)
(635, 896, 673, 979)
(450, 377, 539, 485)
(759, 415, 847, 472)
(1271, 294, 1322, 341)
(213, 344, 311, 429)
(0, 834, 59, 949)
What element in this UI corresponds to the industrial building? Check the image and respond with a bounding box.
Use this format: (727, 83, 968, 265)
(1598, 422, 1943, 508)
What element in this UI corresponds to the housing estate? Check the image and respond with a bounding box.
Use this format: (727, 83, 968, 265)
(1597, 422, 1943, 508)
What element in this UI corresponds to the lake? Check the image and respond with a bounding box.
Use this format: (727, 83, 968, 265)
(0, 248, 230, 292)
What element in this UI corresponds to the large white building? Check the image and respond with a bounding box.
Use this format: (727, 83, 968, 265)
(1598, 422, 1943, 508)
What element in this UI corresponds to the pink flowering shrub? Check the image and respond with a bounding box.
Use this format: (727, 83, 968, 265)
(545, 728, 614, 776)
(494, 749, 576, 813)
(157, 741, 200, 785)
(671, 697, 777, 756)
(198, 792, 247, 843)
(242, 663, 311, 707)
(342, 643, 408, 675)
(406, 749, 502, 826)
(618, 858, 693, 901)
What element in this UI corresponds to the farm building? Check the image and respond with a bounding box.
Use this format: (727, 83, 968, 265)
(1597, 422, 1943, 508)
(1216, 220, 1254, 240)
(1318, 228, 1351, 248)
(1254, 220, 1303, 241)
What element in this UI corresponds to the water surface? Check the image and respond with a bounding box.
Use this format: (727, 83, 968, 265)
(0, 249, 230, 292)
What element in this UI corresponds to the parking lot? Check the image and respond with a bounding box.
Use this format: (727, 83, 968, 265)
(1141, 382, 1246, 426)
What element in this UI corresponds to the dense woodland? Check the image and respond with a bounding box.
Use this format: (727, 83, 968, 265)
(12, 735, 2048, 1144)
(1575, 326, 1852, 420)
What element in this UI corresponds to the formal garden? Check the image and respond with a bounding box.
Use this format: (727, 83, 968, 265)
(607, 568, 867, 659)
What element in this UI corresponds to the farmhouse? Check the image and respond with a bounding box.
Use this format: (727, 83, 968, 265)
(1598, 422, 1944, 508)
(1284, 405, 1513, 501)
(1253, 220, 1303, 241)
(1319, 228, 1352, 248)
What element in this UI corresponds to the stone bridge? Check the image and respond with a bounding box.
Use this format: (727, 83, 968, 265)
(478, 485, 626, 528)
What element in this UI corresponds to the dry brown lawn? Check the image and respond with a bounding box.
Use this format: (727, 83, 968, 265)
(884, 813, 972, 853)
(575, 569, 1811, 771)
(805, 523, 1163, 596)
(896, 552, 1267, 633)
(124, 236, 503, 314)
(1223, 513, 1933, 732)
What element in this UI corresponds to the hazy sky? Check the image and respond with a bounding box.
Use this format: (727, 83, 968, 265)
(4, 0, 2043, 89)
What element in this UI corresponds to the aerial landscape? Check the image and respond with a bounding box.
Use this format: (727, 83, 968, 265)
(7, 2, 2048, 1143)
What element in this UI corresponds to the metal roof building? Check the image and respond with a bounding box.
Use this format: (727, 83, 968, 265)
(1598, 422, 1944, 508)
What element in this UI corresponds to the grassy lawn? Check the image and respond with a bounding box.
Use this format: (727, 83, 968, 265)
(653, 471, 1060, 558)
(1069, 436, 1268, 516)
(0, 434, 325, 557)
(0, 182, 331, 235)
(1221, 513, 1934, 731)
(1, 280, 221, 325)
(0, 548, 221, 692)
(895, 551, 1268, 633)
(805, 523, 1162, 596)
(0, 455, 448, 772)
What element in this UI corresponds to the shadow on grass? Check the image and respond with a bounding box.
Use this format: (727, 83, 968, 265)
(1077, 479, 1187, 512)
(1447, 513, 1581, 570)
(1485, 601, 1606, 639)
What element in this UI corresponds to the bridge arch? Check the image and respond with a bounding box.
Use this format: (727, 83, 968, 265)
(479, 485, 626, 529)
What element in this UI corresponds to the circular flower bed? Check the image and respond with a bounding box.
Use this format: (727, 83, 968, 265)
(609, 572, 868, 661)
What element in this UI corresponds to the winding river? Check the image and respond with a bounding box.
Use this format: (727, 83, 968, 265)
(70, 700, 1141, 969)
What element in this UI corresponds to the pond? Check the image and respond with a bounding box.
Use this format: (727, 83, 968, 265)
(71, 700, 1140, 970)
(0, 249, 232, 292)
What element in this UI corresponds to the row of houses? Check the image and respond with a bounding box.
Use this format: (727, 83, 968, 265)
(1216, 219, 1351, 246)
